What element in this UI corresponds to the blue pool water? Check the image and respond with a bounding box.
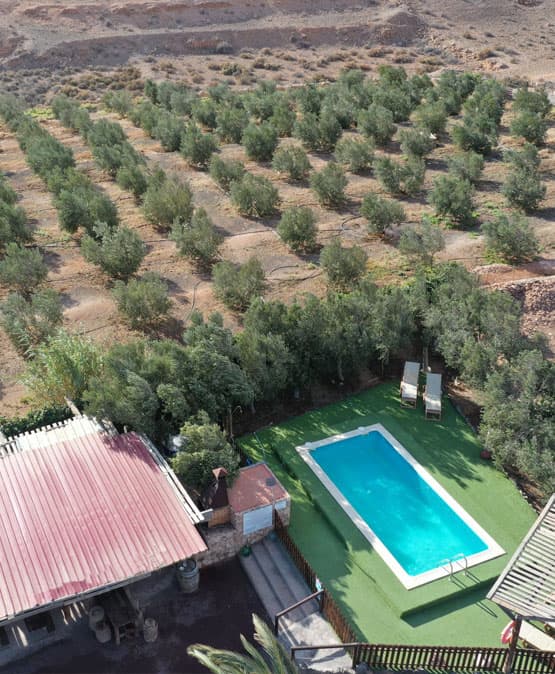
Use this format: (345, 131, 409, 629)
(311, 430, 488, 576)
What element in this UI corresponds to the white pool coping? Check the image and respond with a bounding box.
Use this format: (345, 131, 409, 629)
(296, 423, 505, 589)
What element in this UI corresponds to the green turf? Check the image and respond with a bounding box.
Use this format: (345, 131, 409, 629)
(239, 382, 536, 646)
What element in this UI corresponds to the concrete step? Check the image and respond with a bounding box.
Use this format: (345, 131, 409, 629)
(240, 549, 284, 620)
(261, 536, 320, 616)
(250, 541, 308, 622)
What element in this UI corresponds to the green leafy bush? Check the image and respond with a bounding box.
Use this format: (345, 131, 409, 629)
(451, 115, 497, 155)
(447, 151, 484, 184)
(294, 111, 342, 152)
(242, 122, 279, 162)
(209, 156, 246, 192)
(143, 174, 194, 228)
(216, 106, 249, 144)
(357, 104, 396, 146)
(180, 123, 218, 168)
(0, 243, 48, 295)
(269, 99, 296, 137)
(310, 163, 348, 207)
(334, 137, 374, 173)
(482, 213, 539, 263)
(429, 175, 475, 227)
(154, 110, 186, 152)
(230, 174, 279, 217)
(25, 135, 75, 180)
(277, 207, 317, 253)
(55, 185, 119, 234)
(272, 145, 311, 181)
(171, 207, 222, 269)
(320, 238, 367, 290)
(102, 90, 133, 116)
(0, 201, 32, 249)
(399, 127, 434, 157)
(192, 98, 218, 129)
(413, 101, 447, 135)
(374, 156, 425, 196)
(512, 87, 551, 117)
(212, 257, 265, 311)
(0, 289, 63, 356)
(510, 111, 547, 145)
(81, 223, 146, 280)
(399, 219, 445, 266)
(360, 193, 405, 236)
(502, 161, 545, 212)
(0, 404, 72, 438)
(112, 273, 171, 329)
(116, 163, 148, 200)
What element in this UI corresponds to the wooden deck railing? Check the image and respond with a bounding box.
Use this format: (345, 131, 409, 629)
(274, 511, 357, 644)
(352, 643, 555, 674)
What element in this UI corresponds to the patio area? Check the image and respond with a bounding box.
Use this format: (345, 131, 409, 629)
(239, 381, 537, 647)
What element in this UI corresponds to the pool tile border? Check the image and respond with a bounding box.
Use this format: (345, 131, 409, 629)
(296, 423, 505, 590)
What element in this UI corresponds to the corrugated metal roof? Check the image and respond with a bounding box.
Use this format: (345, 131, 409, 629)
(0, 425, 207, 623)
(487, 494, 555, 620)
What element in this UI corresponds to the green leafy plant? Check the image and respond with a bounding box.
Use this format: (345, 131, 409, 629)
(320, 238, 367, 290)
(112, 273, 171, 329)
(360, 193, 405, 237)
(310, 163, 348, 208)
(230, 174, 279, 217)
(277, 207, 317, 253)
(272, 145, 311, 181)
(81, 223, 146, 280)
(212, 257, 265, 311)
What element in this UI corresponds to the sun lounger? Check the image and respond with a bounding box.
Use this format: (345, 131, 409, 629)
(424, 372, 442, 420)
(519, 621, 555, 651)
(400, 361, 420, 407)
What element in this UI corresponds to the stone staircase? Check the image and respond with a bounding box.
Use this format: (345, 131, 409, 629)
(240, 535, 353, 672)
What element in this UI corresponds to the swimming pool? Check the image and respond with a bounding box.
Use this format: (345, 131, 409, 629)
(297, 424, 504, 588)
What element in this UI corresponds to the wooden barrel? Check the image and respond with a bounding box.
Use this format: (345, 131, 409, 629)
(143, 617, 158, 643)
(95, 620, 111, 643)
(176, 559, 199, 593)
(88, 605, 105, 631)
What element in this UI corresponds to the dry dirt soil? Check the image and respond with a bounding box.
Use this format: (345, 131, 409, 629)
(0, 1, 553, 416)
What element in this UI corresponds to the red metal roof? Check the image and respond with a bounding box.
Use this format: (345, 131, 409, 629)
(227, 463, 288, 514)
(0, 430, 206, 622)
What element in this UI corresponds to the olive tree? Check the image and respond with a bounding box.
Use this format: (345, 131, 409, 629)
(112, 273, 171, 330)
(320, 239, 367, 290)
(429, 175, 475, 227)
(277, 207, 317, 253)
(230, 174, 279, 217)
(272, 145, 311, 181)
(212, 257, 265, 311)
(242, 122, 279, 162)
(482, 213, 539, 263)
(360, 193, 405, 237)
(143, 174, 194, 228)
(209, 156, 246, 192)
(171, 207, 223, 269)
(310, 163, 348, 208)
(334, 137, 374, 173)
(399, 219, 445, 266)
(0, 243, 48, 296)
(81, 224, 146, 280)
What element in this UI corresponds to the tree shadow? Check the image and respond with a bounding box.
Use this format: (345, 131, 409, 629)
(42, 249, 63, 273)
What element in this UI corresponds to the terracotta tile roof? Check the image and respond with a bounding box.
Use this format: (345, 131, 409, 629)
(227, 463, 288, 513)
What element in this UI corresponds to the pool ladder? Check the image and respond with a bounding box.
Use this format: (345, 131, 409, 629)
(442, 553, 468, 581)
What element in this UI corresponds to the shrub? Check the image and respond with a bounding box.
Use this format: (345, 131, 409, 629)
(510, 111, 547, 145)
(0, 289, 63, 356)
(112, 273, 171, 329)
(130, 100, 159, 137)
(180, 124, 218, 168)
(216, 106, 249, 144)
(413, 101, 447, 135)
(360, 193, 405, 236)
(26, 135, 75, 179)
(116, 163, 148, 200)
(513, 87, 551, 117)
(0, 201, 31, 249)
(482, 213, 539, 263)
(357, 104, 396, 146)
(320, 239, 367, 290)
(399, 127, 434, 157)
(171, 207, 223, 269)
(230, 174, 279, 217)
(294, 111, 342, 152)
(310, 163, 348, 208)
(242, 122, 278, 162)
(55, 186, 119, 234)
(212, 257, 265, 311)
(447, 151, 484, 184)
(192, 98, 218, 129)
(209, 156, 246, 192)
(374, 156, 425, 196)
(23, 330, 103, 406)
(502, 164, 545, 212)
(103, 90, 133, 116)
(451, 115, 497, 155)
(0, 174, 17, 205)
(154, 111, 185, 152)
(0, 243, 48, 295)
(143, 174, 194, 228)
(277, 207, 317, 253)
(272, 145, 311, 181)
(81, 224, 146, 280)
(269, 99, 296, 137)
(334, 137, 374, 173)
(399, 219, 445, 266)
(429, 175, 475, 227)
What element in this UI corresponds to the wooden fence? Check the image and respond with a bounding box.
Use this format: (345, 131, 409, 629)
(274, 511, 357, 644)
(352, 643, 555, 674)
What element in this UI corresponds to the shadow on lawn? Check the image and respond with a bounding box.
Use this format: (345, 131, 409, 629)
(404, 586, 501, 629)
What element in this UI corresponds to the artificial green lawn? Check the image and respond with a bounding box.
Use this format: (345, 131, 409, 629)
(239, 382, 536, 646)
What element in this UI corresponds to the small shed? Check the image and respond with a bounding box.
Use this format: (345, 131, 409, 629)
(227, 463, 290, 538)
